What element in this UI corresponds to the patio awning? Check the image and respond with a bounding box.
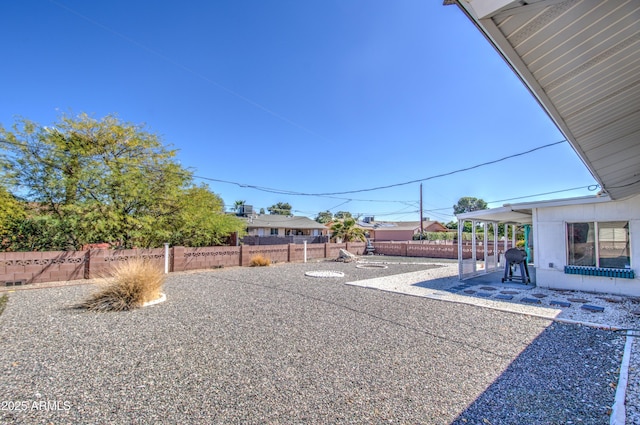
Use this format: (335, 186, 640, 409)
(457, 206, 533, 224)
(456, 194, 611, 224)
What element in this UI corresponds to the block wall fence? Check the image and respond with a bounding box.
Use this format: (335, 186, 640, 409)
(0, 242, 366, 286)
(371, 241, 511, 260)
(0, 241, 511, 286)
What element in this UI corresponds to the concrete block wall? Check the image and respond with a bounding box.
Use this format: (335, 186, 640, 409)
(241, 245, 290, 266)
(0, 241, 369, 287)
(0, 251, 88, 285)
(372, 241, 510, 260)
(87, 248, 166, 278)
(181, 246, 241, 271)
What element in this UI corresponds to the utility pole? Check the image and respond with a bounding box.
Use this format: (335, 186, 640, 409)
(420, 183, 423, 239)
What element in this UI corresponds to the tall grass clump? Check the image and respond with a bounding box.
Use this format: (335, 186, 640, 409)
(80, 258, 165, 311)
(0, 294, 8, 317)
(249, 254, 271, 267)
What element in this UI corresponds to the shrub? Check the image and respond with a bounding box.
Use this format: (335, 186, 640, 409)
(249, 254, 271, 267)
(0, 294, 7, 317)
(79, 258, 165, 311)
(412, 231, 457, 241)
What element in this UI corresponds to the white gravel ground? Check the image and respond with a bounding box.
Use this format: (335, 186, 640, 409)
(347, 260, 640, 425)
(0, 259, 636, 423)
(628, 337, 640, 425)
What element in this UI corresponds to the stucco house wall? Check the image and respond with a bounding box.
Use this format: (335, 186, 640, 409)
(533, 194, 640, 297)
(369, 221, 448, 242)
(373, 230, 416, 241)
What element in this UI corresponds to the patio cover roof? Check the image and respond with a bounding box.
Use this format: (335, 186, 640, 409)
(456, 194, 611, 224)
(447, 0, 640, 200)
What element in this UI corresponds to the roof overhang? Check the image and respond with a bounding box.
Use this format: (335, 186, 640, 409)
(456, 194, 611, 224)
(448, 0, 640, 200)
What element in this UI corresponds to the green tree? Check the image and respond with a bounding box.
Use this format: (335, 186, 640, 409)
(315, 210, 333, 224)
(233, 200, 246, 214)
(1, 113, 190, 249)
(453, 197, 488, 215)
(1, 214, 70, 252)
(334, 211, 352, 220)
(162, 185, 246, 247)
(445, 220, 474, 233)
(267, 202, 292, 215)
(0, 185, 25, 237)
(330, 217, 366, 242)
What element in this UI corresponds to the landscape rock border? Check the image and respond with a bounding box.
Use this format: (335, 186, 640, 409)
(304, 271, 346, 278)
(356, 264, 389, 269)
(142, 292, 167, 307)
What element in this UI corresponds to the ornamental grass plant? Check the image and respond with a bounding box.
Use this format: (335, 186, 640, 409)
(249, 254, 271, 267)
(80, 258, 165, 312)
(0, 294, 7, 317)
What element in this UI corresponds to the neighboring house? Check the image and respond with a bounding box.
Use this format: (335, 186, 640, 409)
(242, 214, 329, 244)
(357, 218, 448, 241)
(450, 1, 640, 296)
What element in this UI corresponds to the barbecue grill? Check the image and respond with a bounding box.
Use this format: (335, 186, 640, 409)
(502, 248, 531, 284)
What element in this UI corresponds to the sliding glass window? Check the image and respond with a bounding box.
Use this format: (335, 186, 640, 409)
(567, 221, 630, 268)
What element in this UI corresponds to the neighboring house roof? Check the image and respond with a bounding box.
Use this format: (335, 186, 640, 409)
(455, 194, 612, 224)
(357, 220, 448, 232)
(245, 215, 328, 230)
(448, 0, 640, 201)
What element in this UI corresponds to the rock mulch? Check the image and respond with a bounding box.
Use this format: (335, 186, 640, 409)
(628, 337, 640, 425)
(0, 260, 635, 424)
(347, 260, 640, 425)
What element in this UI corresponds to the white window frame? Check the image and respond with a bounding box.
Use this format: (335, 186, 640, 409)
(566, 221, 630, 268)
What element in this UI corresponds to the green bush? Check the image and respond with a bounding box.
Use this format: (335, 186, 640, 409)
(412, 232, 457, 241)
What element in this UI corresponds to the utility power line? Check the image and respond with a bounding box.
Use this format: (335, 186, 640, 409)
(0, 136, 596, 221)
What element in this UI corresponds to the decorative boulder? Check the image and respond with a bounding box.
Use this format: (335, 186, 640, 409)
(336, 249, 358, 263)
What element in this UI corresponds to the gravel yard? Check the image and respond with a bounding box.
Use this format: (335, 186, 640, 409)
(0, 261, 626, 424)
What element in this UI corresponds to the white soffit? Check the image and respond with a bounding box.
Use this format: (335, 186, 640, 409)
(455, 194, 611, 223)
(451, 0, 640, 200)
(457, 206, 534, 224)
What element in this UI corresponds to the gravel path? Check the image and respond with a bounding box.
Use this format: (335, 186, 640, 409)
(0, 261, 627, 424)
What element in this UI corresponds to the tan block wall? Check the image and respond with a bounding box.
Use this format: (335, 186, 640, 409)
(0, 240, 405, 287)
(182, 246, 241, 270)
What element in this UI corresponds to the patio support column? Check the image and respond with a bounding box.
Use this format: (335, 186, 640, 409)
(471, 221, 477, 274)
(493, 222, 498, 270)
(457, 219, 463, 280)
(504, 225, 509, 262)
(483, 221, 488, 273)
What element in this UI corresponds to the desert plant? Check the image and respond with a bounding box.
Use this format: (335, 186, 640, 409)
(249, 254, 271, 267)
(0, 294, 8, 317)
(79, 258, 165, 311)
(330, 217, 366, 242)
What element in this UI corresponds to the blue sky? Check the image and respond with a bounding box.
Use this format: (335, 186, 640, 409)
(1, 0, 598, 223)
